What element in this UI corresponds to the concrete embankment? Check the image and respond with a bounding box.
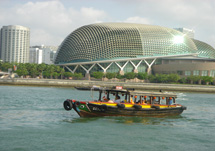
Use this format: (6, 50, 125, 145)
(1, 78, 215, 93)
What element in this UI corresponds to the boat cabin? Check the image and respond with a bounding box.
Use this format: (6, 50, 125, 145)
(95, 86, 177, 105)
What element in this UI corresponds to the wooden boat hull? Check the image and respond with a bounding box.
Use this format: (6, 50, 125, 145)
(64, 100, 186, 117)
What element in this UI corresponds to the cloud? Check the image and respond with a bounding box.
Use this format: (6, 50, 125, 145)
(124, 16, 152, 24)
(0, 0, 214, 48)
(80, 7, 107, 23)
(132, 0, 215, 47)
(0, 0, 109, 46)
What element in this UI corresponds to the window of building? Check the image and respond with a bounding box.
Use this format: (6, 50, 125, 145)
(177, 71, 183, 75)
(202, 70, 208, 76)
(185, 71, 191, 76)
(193, 70, 200, 76)
(210, 70, 215, 77)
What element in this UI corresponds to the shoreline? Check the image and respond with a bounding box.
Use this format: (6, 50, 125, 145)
(1, 78, 215, 93)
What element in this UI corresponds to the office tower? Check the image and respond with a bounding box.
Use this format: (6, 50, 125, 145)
(0, 25, 30, 63)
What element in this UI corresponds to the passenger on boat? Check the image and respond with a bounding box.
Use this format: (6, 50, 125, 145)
(130, 97, 134, 104)
(103, 96, 114, 103)
(152, 97, 159, 104)
(115, 95, 121, 103)
(143, 96, 147, 104)
(168, 97, 173, 105)
(102, 96, 109, 102)
(108, 98, 114, 103)
(141, 99, 147, 104)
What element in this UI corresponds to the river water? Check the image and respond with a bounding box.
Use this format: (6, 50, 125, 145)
(0, 85, 215, 151)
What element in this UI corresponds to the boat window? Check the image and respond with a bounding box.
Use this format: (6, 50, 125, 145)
(152, 96, 159, 104)
(160, 97, 166, 104)
(173, 97, 176, 104)
(166, 97, 173, 105)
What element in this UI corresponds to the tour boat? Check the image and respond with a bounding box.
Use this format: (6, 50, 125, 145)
(63, 86, 186, 117)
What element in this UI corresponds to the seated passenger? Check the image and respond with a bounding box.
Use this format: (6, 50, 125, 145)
(102, 96, 109, 102)
(168, 97, 173, 105)
(115, 95, 121, 103)
(108, 98, 114, 103)
(130, 97, 134, 104)
(152, 97, 159, 104)
(142, 99, 147, 104)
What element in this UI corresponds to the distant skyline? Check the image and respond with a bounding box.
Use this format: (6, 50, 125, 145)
(0, 0, 214, 48)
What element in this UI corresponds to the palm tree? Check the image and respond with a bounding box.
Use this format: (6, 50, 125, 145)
(59, 68, 65, 79)
(29, 64, 38, 78)
(37, 63, 47, 78)
(1, 62, 13, 72)
(47, 64, 55, 79)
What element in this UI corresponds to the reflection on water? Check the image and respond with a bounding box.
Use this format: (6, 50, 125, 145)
(63, 115, 184, 126)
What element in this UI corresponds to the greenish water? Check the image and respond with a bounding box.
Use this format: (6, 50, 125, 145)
(0, 86, 215, 151)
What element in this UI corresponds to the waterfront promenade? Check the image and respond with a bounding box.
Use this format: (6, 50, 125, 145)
(1, 78, 215, 93)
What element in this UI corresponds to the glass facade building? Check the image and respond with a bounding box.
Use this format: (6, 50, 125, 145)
(54, 23, 215, 77)
(55, 23, 198, 64)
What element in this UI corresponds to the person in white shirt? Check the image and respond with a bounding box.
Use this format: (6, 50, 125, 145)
(115, 95, 121, 103)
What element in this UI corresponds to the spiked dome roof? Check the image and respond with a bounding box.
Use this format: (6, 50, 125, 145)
(55, 23, 200, 64)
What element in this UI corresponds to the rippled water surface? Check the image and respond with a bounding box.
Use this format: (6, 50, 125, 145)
(0, 86, 215, 151)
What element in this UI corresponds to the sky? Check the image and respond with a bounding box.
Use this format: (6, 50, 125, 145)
(0, 0, 214, 48)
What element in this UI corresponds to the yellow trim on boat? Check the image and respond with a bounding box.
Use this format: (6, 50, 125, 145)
(89, 102, 180, 109)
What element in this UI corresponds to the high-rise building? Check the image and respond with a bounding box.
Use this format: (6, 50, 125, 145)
(0, 25, 30, 63)
(174, 28, 195, 38)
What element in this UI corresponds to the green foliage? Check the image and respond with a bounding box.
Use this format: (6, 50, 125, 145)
(73, 73, 83, 79)
(187, 75, 201, 83)
(64, 72, 73, 78)
(116, 73, 124, 79)
(53, 72, 60, 79)
(137, 72, 148, 80)
(24, 63, 33, 72)
(46, 65, 55, 79)
(148, 74, 156, 83)
(92, 72, 104, 79)
(202, 76, 213, 84)
(154, 74, 167, 83)
(59, 68, 65, 79)
(37, 63, 47, 77)
(167, 74, 180, 83)
(105, 72, 117, 79)
(148, 74, 179, 83)
(0, 62, 13, 71)
(16, 68, 28, 77)
(0, 61, 2, 70)
(42, 71, 50, 78)
(29, 64, 38, 78)
(1, 61, 215, 86)
(179, 77, 187, 84)
(124, 72, 137, 79)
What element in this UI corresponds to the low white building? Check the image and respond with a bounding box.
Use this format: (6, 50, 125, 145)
(29, 47, 43, 64)
(29, 45, 58, 64)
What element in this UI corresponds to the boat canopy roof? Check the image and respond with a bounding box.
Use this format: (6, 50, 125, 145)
(95, 86, 177, 98)
(129, 91, 177, 98)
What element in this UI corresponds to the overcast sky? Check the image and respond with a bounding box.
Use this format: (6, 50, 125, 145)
(0, 0, 214, 48)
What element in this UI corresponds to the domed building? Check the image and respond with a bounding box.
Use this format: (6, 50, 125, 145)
(55, 23, 215, 79)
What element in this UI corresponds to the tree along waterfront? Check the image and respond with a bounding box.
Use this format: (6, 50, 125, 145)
(0, 62, 214, 85)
